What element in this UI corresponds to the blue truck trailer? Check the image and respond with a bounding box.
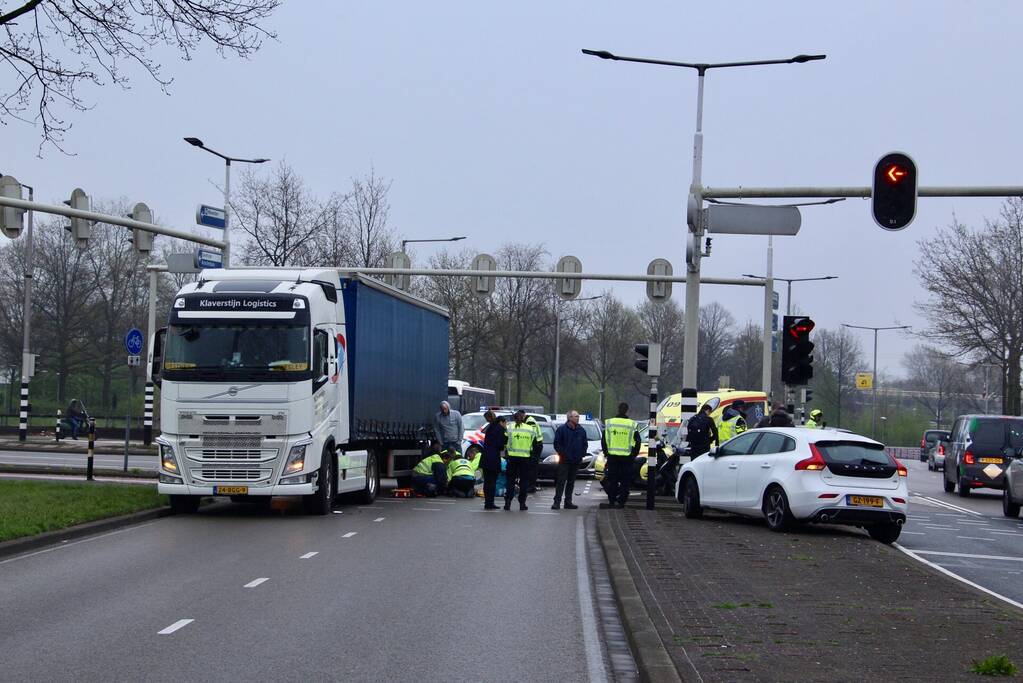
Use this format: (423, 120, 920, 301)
(153, 268, 449, 514)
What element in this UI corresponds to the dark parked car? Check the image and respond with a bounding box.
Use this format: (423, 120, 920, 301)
(943, 416, 1023, 497)
(920, 429, 950, 462)
(1004, 450, 1023, 518)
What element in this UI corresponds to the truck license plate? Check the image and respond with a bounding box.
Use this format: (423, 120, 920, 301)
(214, 486, 248, 495)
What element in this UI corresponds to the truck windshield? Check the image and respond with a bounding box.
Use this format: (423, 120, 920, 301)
(164, 323, 310, 376)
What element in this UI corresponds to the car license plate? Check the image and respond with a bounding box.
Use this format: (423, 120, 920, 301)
(848, 495, 884, 508)
(214, 486, 248, 495)
(979, 458, 1002, 464)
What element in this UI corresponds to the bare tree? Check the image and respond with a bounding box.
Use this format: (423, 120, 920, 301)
(697, 302, 735, 390)
(635, 299, 684, 395)
(343, 170, 398, 268)
(235, 161, 326, 267)
(0, 0, 281, 151)
(916, 199, 1023, 414)
(902, 345, 968, 429)
(812, 327, 864, 428)
(728, 321, 763, 390)
(579, 293, 638, 420)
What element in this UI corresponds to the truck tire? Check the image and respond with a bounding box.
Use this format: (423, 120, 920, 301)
(169, 495, 200, 514)
(303, 446, 335, 515)
(356, 451, 379, 504)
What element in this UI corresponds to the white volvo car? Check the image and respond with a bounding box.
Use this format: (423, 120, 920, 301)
(675, 428, 908, 543)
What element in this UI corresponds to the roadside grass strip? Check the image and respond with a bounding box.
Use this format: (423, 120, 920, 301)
(0, 479, 165, 543)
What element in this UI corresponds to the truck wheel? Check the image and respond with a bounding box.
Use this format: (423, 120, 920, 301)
(169, 495, 200, 514)
(303, 446, 334, 515)
(356, 451, 379, 504)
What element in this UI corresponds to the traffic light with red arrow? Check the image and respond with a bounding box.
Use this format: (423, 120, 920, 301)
(782, 316, 815, 385)
(872, 152, 917, 231)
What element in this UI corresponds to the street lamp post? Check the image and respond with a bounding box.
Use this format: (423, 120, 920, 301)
(183, 138, 269, 268)
(582, 49, 825, 391)
(400, 236, 466, 253)
(742, 274, 839, 316)
(843, 323, 910, 439)
(553, 294, 604, 414)
(18, 181, 33, 441)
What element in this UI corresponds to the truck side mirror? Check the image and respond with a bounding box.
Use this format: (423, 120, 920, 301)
(151, 327, 167, 388)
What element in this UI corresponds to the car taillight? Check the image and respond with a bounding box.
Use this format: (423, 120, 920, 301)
(895, 459, 907, 477)
(921, 438, 926, 448)
(938, 444, 944, 456)
(795, 444, 827, 471)
(964, 451, 975, 465)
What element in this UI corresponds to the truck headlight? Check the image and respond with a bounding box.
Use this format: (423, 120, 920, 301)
(160, 444, 179, 473)
(284, 444, 307, 473)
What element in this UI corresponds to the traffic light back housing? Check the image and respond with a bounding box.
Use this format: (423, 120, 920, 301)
(781, 316, 815, 385)
(872, 152, 917, 231)
(634, 343, 661, 377)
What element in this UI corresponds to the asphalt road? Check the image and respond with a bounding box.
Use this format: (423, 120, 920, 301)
(896, 458, 1023, 607)
(0, 449, 157, 471)
(0, 480, 618, 682)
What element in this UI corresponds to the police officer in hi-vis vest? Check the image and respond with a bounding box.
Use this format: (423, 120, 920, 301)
(602, 402, 642, 509)
(505, 409, 541, 510)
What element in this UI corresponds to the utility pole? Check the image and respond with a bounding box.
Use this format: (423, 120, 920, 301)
(19, 183, 34, 441)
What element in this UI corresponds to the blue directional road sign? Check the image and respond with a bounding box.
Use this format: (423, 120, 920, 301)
(196, 204, 227, 230)
(125, 328, 144, 355)
(195, 247, 224, 269)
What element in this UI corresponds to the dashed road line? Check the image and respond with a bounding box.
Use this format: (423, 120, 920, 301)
(900, 531, 925, 535)
(299, 552, 318, 559)
(956, 536, 995, 541)
(244, 577, 269, 588)
(158, 619, 194, 635)
(373, 517, 385, 522)
(342, 532, 358, 538)
(989, 530, 1022, 536)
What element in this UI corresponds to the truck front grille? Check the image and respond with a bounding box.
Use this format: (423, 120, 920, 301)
(192, 468, 272, 482)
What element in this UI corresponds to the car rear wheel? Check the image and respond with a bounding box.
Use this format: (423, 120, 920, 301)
(867, 522, 901, 544)
(957, 475, 972, 497)
(943, 471, 955, 493)
(763, 486, 792, 532)
(927, 460, 933, 471)
(1004, 487, 1021, 518)
(681, 476, 703, 519)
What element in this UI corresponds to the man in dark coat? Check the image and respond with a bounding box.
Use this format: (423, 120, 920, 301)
(552, 410, 588, 510)
(479, 411, 507, 510)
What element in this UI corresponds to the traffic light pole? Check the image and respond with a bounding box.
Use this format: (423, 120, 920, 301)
(703, 185, 1023, 199)
(18, 184, 33, 442)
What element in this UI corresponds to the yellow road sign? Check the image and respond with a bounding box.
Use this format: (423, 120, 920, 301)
(855, 372, 873, 390)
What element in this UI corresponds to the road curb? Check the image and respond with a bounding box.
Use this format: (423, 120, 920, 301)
(596, 510, 682, 683)
(0, 505, 173, 561)
(0, 464, 157, 479)
(0, 441, 156, 456)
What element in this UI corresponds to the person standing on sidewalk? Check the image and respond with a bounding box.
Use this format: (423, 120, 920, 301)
(552, 410, 588, 510)
(479, 411, 507, 510)
(504, 410, 537, 511)
(434, 401, 464, 456)
(602, 402, 641, 509)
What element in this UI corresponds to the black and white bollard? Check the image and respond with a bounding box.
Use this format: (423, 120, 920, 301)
(86, 418, 96, 481)
(55, 409, 62, 442)
(646, 377, 659, 510)
(679, 388, 699, 462)
(143, 381, 154, 445)
(18, 380, 28, 442)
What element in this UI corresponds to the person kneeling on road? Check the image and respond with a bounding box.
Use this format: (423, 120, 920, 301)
(412, 444, 452, 497)
(552, 409, 587, 510)
(446, 448, 479, 498)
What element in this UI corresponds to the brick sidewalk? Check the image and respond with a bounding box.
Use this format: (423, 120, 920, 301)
(606, 507, 1023, 682)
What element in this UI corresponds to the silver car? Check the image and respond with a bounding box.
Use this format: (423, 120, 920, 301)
(1004, 451, 1023, 518)
(927, 438, 948, 472)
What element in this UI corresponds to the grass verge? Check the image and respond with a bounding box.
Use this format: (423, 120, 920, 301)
(0, 480, 166, 542)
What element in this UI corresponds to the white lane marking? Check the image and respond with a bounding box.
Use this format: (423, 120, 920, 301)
(918, 496, 983, 516)
(909, 550, 1023, 563)
(895, 545, 1023, 611)
(899, 531, 925, 535)
(0, 522, 157, 566)
(158, 619, 194, 634)
(575, 517, 608, 683)
(411, 508, 441, 511)
(342, 532, 357, 538)
(373, 517, 385, 522)
(244, 577, 269, 588)
(921, 526, 958, 530)
(332, 511, 344, 515)
(989, 531, 1022, 536)
(957, 536, 996, 541)
(299, 552, 318, 559)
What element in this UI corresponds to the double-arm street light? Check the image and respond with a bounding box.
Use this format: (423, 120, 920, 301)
(742, 274, 838, 316)
(842, 323, 911, 439)
(554, 294, 604, 414)
(183, 138, 270, 267)
(400, 236, 466, 253)
(582, 49, 825, 391)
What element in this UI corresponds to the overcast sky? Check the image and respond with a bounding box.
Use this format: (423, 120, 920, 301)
(7, 1, 1022, 379)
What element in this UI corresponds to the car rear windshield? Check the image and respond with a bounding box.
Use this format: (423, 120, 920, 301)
(815, 441, 891, 467)
(969, 418, 1023, 452)
(924, 430, 949, 443)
